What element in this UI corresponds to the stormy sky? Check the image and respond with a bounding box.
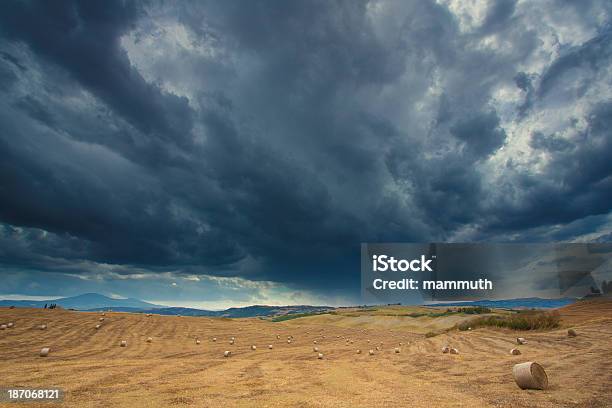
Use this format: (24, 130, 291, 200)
(0, 0, 611, 308)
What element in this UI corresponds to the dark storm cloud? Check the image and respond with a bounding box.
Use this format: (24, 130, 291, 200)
(0, 0, 611, 299)
(450, 111, 506, 158)
(488, 101, 612, 230)
(529, 131, 573, 152)
(478, 0, 517, 35)
(514, 71, 535, 117)
(538, 28, 612, 100)
(0, 0, 193, 148)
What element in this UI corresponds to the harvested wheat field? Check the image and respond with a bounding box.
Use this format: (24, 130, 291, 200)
(1, 300, 611, 407)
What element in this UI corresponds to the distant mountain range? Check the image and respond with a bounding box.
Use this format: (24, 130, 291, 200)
(0, 293, 334, 318)
(426, 297, 576, 309)
(0, 293, 578, 317)
(0, 293, 164, 310)
(86, 304, 335, 317)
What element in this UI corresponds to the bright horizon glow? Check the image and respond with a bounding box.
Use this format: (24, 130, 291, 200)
(142, 299, 349, 311)
(0, 294, 64, 301)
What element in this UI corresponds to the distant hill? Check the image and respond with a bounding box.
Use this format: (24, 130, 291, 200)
(83, 306, 213, 315)
(1, 293, 578, 314)
(215, 305, 334, 318)
(427, 297, 576, 309)
(0, 293, 334, 318)
(86, 305, 335, 318)
(0, 293, 164, 310)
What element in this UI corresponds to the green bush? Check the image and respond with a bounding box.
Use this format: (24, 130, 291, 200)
(458, 306, 491, 314)
(271, 312, 326, 322)
(405, 312, 428, 318)
(408, 306, 491, 318)
(456, 310, 560, 331)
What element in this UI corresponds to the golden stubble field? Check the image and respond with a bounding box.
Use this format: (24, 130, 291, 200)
(1, 300, 611, 408)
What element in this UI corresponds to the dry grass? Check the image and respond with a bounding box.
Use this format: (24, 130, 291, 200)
(0, 300, 611, 407)
(292, 305, 509, 335)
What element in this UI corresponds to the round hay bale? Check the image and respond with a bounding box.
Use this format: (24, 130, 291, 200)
(567, 329, 577, 337)
(268, 344, 273, 349)
(450, 348, 459, 355)
(276, 335, 280, 339)
(7, 322, 14, 328)
(287, 339, 292, 344)
(40, 324, 47, 330)
(99, 318, 104, 322)
(212, 337, 217, 342)
(516, 337, 527, 345)
(313, 346, 319, 352)
(317, 353, 324, 359)
(147, 313, 152, 317)
(356, 349, 361, 354)
(375, 346, 380, 351)
(313, 340, 317, 344)
(224, 350, 231, 357)
(394, 347, 400, 353)
(230, 340, 234, 345)
(369, 349, 374, 356)
(120, 340, 127, 347)
(196, 340, 201, 345)
(442, 346, 450, 354)
(39, 347, 50, 357)
(231, 337, 235, 341)
(0, 324, 6, 330)
(510, 348, 521, 355)
(95, 324, 101, 329)
(251, 345, 257, 350)
(513, 362, 548, 390)
(146, 337, 153, 343)
(101, 313, 105, 316)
